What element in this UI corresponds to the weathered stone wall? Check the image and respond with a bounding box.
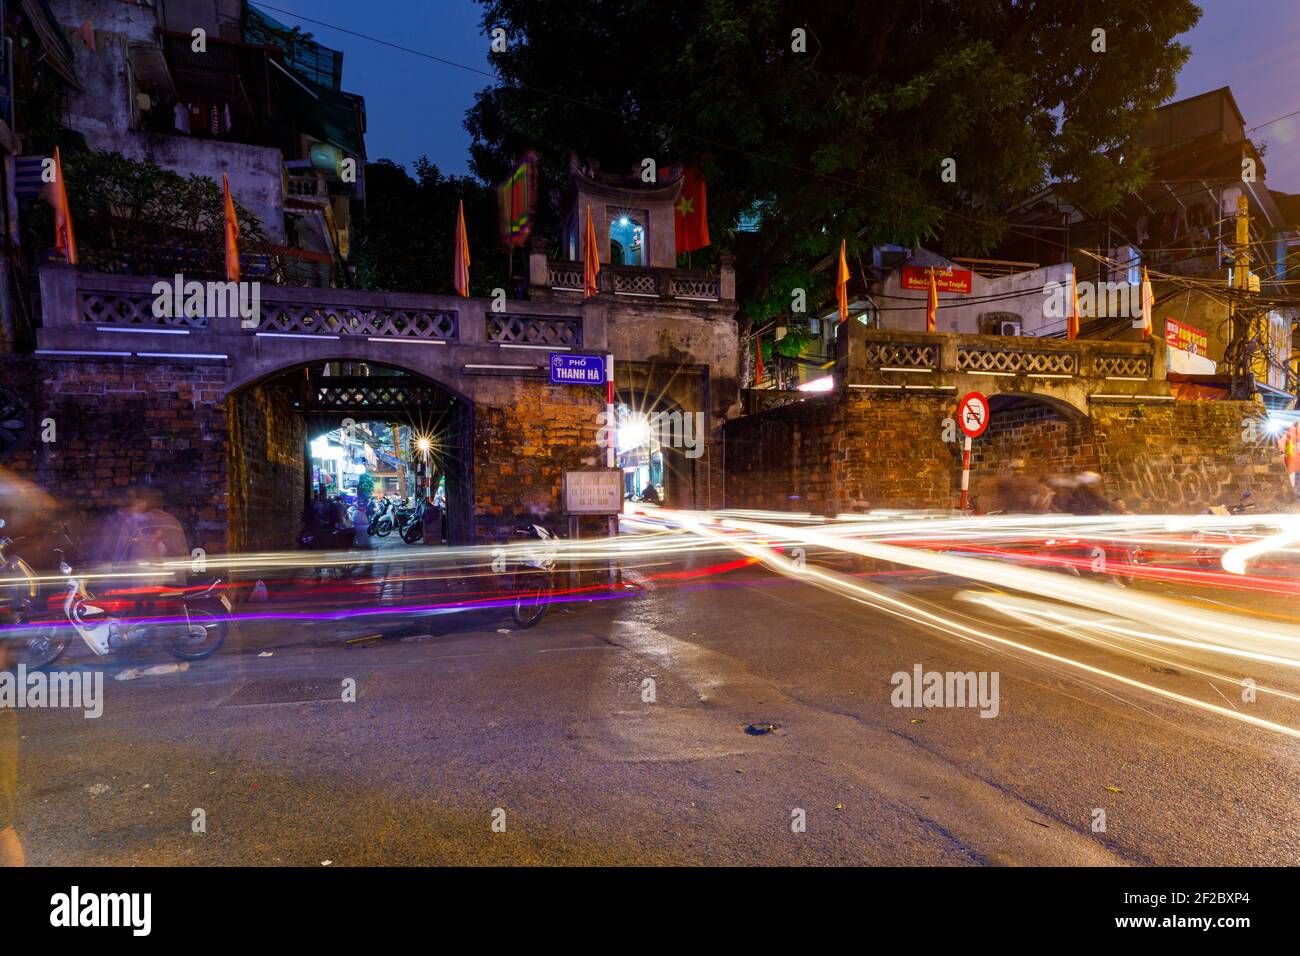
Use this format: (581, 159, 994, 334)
(725, 389, 1290, 515)
(1092, 401, 1288, 512)
(724, 390, 957, 512)
(472, 376, 607, 541)
(0, 355, 229, 557)
(227, 383, 306, 553)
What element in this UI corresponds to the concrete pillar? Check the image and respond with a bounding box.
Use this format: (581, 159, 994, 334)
(528, 237, 549, 290)
(38, 263, 78, 328)
(719, 254, 736, 301)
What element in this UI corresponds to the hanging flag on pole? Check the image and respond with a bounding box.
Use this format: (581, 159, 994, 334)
(51, 147, 77, 265)
(75, 19, 96, 53)
(926, 268, 939, 333)
(222, 173, 239, 282)
(453, 199, 471, 297)
(674, 167, 710, 254)
(754, 335, 765, 386)
(836, 240, 850, 323)
(1067, 266, 1080, 340)
(1139, 265, 1154, 339)
(583, 205, 601, 298)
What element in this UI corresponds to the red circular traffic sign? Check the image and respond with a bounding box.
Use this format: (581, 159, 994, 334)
(956, 391, 990, 438)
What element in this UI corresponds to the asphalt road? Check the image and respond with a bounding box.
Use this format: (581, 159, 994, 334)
(6, 544, 1299, 866)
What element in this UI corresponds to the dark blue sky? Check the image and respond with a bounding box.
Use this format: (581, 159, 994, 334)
(260, 0, 1300, 192)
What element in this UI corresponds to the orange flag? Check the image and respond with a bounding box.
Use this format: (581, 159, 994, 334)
(1139, 265, 1154, 339)
(453, 199, 470, 297)
(1067, 266, 1080, 340)
(52, 147, 77, 265)
(926, 268, 939, 333)
(754, 335, 765, 385)
(836, 240, 849, 323)
(583, 205, 601, 298)
(222, 173, 240, 282)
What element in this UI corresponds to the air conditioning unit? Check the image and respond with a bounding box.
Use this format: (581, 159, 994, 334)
(999, 320, 1023, 337)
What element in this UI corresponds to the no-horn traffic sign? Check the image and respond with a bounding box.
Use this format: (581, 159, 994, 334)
(957, 391, 990, 439)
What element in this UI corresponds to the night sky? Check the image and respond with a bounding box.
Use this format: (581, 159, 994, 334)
(260, 0, 1300, 192)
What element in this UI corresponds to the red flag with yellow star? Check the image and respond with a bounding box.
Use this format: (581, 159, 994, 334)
(674, 167, 710, 255)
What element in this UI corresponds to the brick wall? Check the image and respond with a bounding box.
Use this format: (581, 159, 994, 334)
(227, 383, 306, 552)
(725, 390, 957, 512)
(725, 388, 1290, 515)
(472, 376, 607, 541)
(1, 355, 229, 556)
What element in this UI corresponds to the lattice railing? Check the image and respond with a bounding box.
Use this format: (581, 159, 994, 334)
(611, 269, 660, 296)
(549, 264, 583, 290)
(79, 288, 208, 329)
(1095, 353, 1153, 378)
(487, 313, 583, 347)
(863, 342, 937, 369)
(958, 347, 1078, 375)
(257, 303, 458, 339)
(667, 274, 720, 299)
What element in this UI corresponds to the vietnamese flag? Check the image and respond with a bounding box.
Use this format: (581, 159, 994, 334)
(51, 147, 77, 265)
(454, 199, 471, 297)
(583, 205, 600, 298)
(754, 335, 765, 386)
(674, 167, 710, 255)
(836, 240, 849, 323)
(926, 268, 939, 333)
(1139, 265, 1154, 339)
(222, 173, 240, 282)
(1067, 266, 1080, 340)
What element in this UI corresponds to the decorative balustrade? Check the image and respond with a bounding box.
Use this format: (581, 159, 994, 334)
(256, 300, 458, 339)
(745, 389, 806, 414)
(862, 341, 937, 370)
(1094, 353, 1153, 378)
(544, 260, 723, 301)
(79, 285, 209, 329)
(486, 313, 583, 347)
(957, 345, 1079, 376)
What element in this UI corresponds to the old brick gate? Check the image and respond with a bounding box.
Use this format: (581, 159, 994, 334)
(725, 324, 1289, 513)
(0, 257, 739, 553)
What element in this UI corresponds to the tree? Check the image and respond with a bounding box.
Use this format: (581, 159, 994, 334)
(355, 158, 511, 296)
(26, 149, 265, 279)
(466, 0, 1199, 328)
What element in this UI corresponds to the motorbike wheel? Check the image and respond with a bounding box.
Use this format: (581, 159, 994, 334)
(9, 618, 70, 670)
(167, 603, 228, 661)
(510, 568, 552, 628)
(376, 516, 394, 537)
(401, 521, 423, 545)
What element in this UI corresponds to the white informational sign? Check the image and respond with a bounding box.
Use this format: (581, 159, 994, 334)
(1166, 343, 1216, 375)
(563, 469, 623, 515)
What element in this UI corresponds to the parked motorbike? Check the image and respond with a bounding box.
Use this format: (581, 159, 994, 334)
(368, 497, 395, 537)
(505, 524, 559, 628)
(398, 499, 426, 544)
(10, 544, 230, 669)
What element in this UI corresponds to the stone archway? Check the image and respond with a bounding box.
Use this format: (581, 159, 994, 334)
(226, 358, 473, 550)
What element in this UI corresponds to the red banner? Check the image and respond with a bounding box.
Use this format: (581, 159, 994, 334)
(902, 265, 971, 294)
(1165, 317, 1208, 357)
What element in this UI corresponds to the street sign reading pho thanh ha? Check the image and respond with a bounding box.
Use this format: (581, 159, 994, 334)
(563, 469, 623, 515)
(550, 352, 607, 385)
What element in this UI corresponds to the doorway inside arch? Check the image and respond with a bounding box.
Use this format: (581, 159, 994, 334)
(227, 360, 473, 551)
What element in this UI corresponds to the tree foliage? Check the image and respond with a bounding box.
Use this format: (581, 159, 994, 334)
(466, 0, 1199, 322)
(355, 158, 511, 296)
(26, 149, 265, 278)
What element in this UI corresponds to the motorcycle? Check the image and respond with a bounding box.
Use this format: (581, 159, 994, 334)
(8, 545, 230, 669)
(504, 524, 559, 628)
(398, 499, 426, 544)
(1194, 492, 1254, 570)
(367, 498, 395, 537)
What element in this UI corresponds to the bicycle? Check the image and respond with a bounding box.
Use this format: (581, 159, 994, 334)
(504, 524, 559, 628)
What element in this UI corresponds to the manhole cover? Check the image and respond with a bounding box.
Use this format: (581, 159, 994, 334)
(221, 675, 367, 706)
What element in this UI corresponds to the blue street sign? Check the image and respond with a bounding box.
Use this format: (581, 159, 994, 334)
(550, 352, 607, 386)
